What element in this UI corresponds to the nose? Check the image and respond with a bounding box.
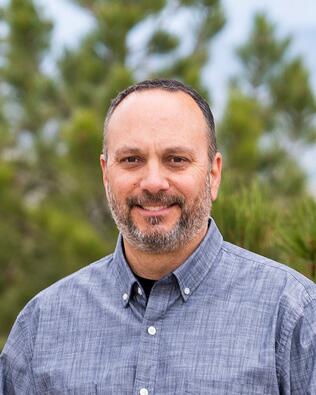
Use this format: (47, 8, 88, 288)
(139, 161, 169, 193)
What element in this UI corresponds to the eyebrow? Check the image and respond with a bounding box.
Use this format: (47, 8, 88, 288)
(114, 146, 196, 160)
(114, 147, 142, 160)
(162, 146, 196, 156)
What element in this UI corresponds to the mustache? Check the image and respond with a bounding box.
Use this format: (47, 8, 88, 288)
(127, 192, 185, 208)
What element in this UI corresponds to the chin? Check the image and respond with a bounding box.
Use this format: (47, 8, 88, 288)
(140, 215, 177, 229)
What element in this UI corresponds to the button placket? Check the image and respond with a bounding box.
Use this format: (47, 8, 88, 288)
(133, 278, 174, 395)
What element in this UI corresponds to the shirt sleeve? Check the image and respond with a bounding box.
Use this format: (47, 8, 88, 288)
(277, 297, 316, 394)
(0, 304, 37, 394)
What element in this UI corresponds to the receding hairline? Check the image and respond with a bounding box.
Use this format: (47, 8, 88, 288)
(103, 79, 217, 161)
(105, 88, 208, 131)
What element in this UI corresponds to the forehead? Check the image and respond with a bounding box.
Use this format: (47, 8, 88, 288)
(106, 89, 209, 153)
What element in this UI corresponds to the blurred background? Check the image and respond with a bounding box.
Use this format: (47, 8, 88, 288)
(0, 0, 315, 348)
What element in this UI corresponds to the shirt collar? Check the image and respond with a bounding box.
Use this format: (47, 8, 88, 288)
(173, 218, 223, 301)
(112, 218, 223, 306)
(112, 235, 138, 307)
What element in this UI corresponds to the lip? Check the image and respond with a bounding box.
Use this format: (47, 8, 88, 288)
(134, 204, 177, 216)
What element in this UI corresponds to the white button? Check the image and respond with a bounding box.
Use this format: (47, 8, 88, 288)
(137, 287, 143, 296)
(140, 388, 149, 395)
(122, 293, 128, 301)
(147, 326, 156, 336)
(184, 287, 190, 295)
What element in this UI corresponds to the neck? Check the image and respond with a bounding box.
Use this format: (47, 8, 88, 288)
(123, 224, 208, 280)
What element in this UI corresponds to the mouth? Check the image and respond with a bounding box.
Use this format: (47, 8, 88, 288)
(128, 193, 184, 219)
(134, 203, 178, 216)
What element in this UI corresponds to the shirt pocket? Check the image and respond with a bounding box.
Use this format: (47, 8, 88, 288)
(186, 380, 268, 395)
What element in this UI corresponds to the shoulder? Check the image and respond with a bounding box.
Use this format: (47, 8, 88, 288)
(2, 254, 114, 356)
(18, 254, 115, 324)
(220, 241, 316, 362)
(221, 241, 316, 311)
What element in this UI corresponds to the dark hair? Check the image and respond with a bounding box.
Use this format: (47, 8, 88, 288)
(103, 79, 217, 161)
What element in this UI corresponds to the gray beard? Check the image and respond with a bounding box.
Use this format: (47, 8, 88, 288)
(106, 177, 212, 254)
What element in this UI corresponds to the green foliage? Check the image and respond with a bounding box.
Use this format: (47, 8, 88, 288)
(270, 58, 316, 139)
(278, 198, 316, 280)
(97, 65, 134, 111)
(213, 180, 278, 259)
(180, 0, 221, 7)
(0, 163, 26, 293)
(95, 1, 166, 60)
(29, 204, 110, 277)
(237, 13, 290, 89)
(149, 0, 225, 97)
(63, 109, 102, 164)
(148, 30, 179, 54)
(5, 0, 51, 63)
(219, 89, 265, 175)
(219, 13, 315, 200)
(2, 0, 55, 130)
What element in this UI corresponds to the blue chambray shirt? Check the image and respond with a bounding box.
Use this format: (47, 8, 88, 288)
(1, 219, 316, 394)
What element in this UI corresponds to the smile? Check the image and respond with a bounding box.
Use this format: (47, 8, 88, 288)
(142, 206, 169, 211)
(134, 204, 177, 216)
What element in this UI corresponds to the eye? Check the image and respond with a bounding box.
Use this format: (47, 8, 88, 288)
(119, 156, 143, 166)
(168, 156, 188, 164)
(122, 156, 140, 163)
(171, 157, 185, 162)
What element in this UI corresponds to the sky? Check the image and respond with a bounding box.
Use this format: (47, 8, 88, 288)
(3, 0, 316, 193)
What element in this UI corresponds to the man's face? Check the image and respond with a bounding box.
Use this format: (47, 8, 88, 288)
(100, 89, 221, 253)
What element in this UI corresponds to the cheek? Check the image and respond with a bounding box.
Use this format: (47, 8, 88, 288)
(109, 173, 137, 195)
(173, 175, 205, 199)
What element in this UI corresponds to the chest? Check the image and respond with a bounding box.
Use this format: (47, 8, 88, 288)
(32, 291, 279, 394)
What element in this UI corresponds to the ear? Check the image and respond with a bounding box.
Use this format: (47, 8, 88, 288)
(100, 153, 108, 189)
(210, 152, 222, 201)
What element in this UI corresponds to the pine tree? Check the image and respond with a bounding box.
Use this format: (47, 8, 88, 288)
(218, 13, 316, 199)
(213, 13, 316, 279)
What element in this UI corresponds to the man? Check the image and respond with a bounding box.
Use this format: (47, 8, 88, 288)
(1, 79, 316, 394)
